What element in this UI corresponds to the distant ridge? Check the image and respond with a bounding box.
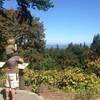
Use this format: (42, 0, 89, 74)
(46, 43, 91, 48)
(46, 44, 67, 48)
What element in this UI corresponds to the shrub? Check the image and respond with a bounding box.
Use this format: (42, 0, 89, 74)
(24, 67, 100, 93)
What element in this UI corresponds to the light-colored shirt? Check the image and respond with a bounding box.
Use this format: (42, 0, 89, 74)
(6, 45, 15, 55)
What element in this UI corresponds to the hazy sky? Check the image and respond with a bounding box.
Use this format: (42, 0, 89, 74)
(3, 0, 100, 44)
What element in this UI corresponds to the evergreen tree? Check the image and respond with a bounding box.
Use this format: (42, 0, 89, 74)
(90, 34, 100, 59)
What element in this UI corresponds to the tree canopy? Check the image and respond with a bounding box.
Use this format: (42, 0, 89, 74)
(0, 0, 54, 69)
(90, 34, 100, 59)
(0, 9, 45, 69)
(0, 0, 54, 24)
(1, 0, 54, 11)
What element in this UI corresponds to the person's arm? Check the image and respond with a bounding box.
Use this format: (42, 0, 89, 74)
(12, 44, 17, 52)
(14, 44, 17, 51)
(18, 57, 24, 64)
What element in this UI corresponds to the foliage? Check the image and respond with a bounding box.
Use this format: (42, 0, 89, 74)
(42, 54, 58, 70)
(43, 43, 89, 70)
(0, 68, 6, 87)
(0, 9, 45, 69)
(87, 34, 100, 76)
(24, 68, 100, 93)
(87, 57, 100, 76)
(1, 0, 54, 24)
(90, 34, 100, 59)
(66, 43, 89, 67)
(1, 0, 54, 11)
(58, 68, 100, 93)
(0, 0, 53, 65)
(16, 0, 54, 11)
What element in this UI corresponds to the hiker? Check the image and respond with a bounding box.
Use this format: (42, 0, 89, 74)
(5, 54, 24, 100)
(6, 37, 18, 59)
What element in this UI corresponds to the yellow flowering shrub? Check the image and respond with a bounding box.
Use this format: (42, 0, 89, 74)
(24, 67, 100, 93)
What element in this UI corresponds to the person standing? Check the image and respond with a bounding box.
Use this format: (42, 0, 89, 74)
(5, 54, 24, 100)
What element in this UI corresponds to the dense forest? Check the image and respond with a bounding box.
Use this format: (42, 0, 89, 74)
(24, 34, 100, 93)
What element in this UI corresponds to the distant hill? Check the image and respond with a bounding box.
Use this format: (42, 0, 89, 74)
(45, 43, 91, 48)
(45, 44, 67, 48)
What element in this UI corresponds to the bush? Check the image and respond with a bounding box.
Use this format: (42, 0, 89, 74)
(24, 67, 100, 93)
(0, 68, 6, 87)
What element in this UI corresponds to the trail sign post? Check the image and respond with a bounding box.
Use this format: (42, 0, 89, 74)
(18, 63, 29, 90)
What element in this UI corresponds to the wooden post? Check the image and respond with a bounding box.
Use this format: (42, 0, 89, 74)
(19, 69, 24, 90)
